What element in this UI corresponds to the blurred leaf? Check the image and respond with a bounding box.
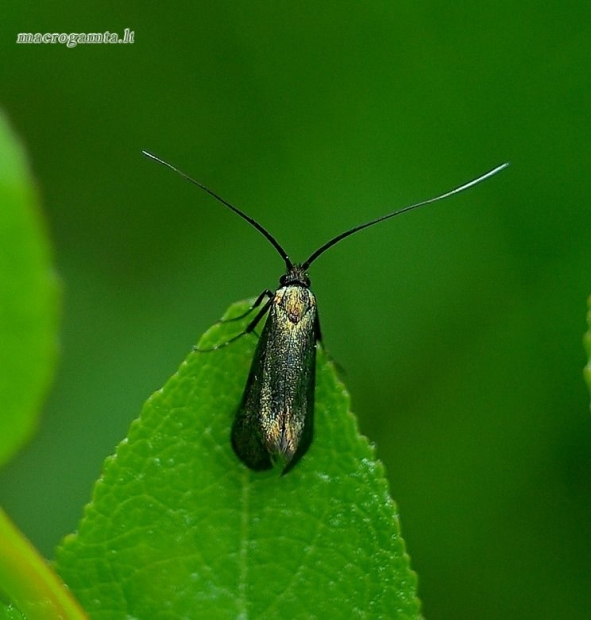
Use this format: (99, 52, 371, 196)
(55, 300, 420, 619)
(0, 110, 60, 467)
(0, 605, 25, 620)
(0, 603, 26, 620)
(0, 509, 87, 620)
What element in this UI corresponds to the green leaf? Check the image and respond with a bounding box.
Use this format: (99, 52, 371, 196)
(0, 602, 26, 620)
(55, 301, 420, 619)
(0, 110, 60, 467)
(0, 509, 88, 620)
(0, 603, 26, 620)
(0, 113, 81, 620)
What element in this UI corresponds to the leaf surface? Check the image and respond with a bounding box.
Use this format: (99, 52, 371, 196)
(56, 301, 420, 619)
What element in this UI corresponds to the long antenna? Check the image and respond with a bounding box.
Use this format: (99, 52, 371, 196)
(301, 162, 509, 269)
(142, 151, 293, 269)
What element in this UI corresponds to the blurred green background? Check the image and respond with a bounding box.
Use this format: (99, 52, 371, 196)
(1, 2, 590, 618)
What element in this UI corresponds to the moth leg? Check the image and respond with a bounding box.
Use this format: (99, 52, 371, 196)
(314, 309, 323, 344)
(215, 289, 274, 324)
(195, 291, 273, 353)
(314, 311, 345, 375)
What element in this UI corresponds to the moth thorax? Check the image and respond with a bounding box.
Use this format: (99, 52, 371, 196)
(275, 284, 315, 324)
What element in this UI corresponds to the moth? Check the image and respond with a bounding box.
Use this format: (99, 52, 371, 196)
(143, 151, 508, 473)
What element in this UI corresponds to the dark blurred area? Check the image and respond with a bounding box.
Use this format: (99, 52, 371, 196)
(1, 3, 590, 618)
